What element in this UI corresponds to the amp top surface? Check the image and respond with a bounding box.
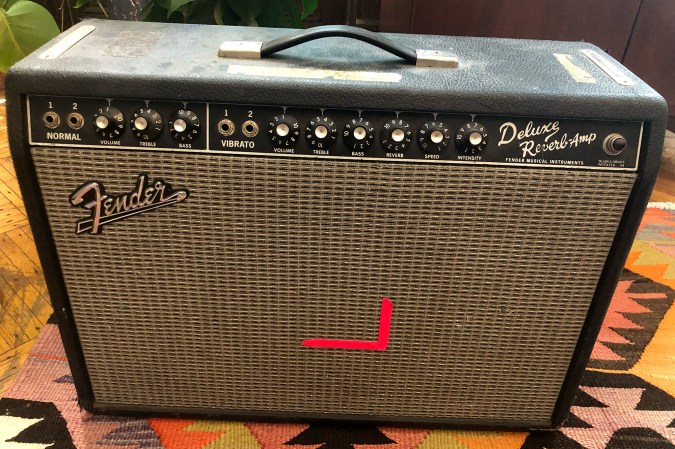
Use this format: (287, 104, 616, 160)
(6, 19, 666, 120)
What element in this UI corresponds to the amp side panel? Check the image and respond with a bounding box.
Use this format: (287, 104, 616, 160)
(30, 147, 635, 424)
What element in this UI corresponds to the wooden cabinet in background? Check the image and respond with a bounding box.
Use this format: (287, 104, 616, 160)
(380, 0, 674, 125)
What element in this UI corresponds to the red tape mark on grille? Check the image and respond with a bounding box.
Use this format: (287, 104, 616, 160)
(302, 298, 393, 351)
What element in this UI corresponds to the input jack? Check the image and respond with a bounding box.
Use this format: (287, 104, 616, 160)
(42, 111, 60, 129)
(217, 118, 235, 137)
(242, 120, 259, 138)
(66, 112, 85, 130)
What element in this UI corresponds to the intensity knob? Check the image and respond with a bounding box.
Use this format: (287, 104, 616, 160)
(306, 116, 337, 150)
(93, 106, 125, 139)
(418, 121, 451, 153)
(269, 114, 300, 147)
(343, 118, 375, 151)
(455, 122, 488, 155)
(131, 108, 163, 141)
(169, 109, 201, 142)
(381, 118, 412, 152)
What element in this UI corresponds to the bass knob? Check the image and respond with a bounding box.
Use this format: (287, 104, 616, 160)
(169, 109, 201, 142)
(343, 118, 375, 151)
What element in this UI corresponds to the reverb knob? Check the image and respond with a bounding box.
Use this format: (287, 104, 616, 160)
(131, 108, 163, 141)
(269, 114, 300, 147)
(418, 120, 451, 152)
(93, 106, 125, 139)
(306, 116, 337, 150)
(381, 118, 412, 152)
(343, 118, 375, 151)
(169, 109, 201, 142)
(455, 122, 488, 155)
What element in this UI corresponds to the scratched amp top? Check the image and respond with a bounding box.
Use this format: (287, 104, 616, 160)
(6, 20, 666, 429)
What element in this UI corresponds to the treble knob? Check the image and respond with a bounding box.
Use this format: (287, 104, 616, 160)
(455, 122, 488, 155)
(306, 116, 337, 150)
(381, 118, 412, 152)
(343, 118, 375, 151)
(269, 114, 300, 147)
(93, 106, 125, 139)
(418, 121, 451, 153)
(169, 109, 201, 142)
(131, 108, 163, 141)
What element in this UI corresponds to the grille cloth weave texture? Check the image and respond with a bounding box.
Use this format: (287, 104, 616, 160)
(31, 148, 635, 423)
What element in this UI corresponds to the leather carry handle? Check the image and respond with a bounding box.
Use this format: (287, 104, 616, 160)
(218, 25, 458, 68)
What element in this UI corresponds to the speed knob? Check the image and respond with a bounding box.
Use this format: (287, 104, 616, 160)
(418, 121, 451, 153)
(343, 118, 375, 151)
(306, 116, 337, 150)
(169, 109, 201, 142)
(381, 118, 412, 152)
(455, 122, 488, 155)
(131, 108, 163, 141)
(93, 106, 125, 139)
(269, 114, 300, 147)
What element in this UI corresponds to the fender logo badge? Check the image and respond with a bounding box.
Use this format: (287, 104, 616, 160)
(302, 298, 393, 351)
(70, 173, 188, 234)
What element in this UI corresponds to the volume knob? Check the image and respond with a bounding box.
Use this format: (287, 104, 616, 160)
(169, 109, 201, 142)
(131, 108, 163, 141)
(93, 106, 125, 139)
(269, 114, 300, 147)
(418, 121, 451, 152)
(455, 122, 488, 155)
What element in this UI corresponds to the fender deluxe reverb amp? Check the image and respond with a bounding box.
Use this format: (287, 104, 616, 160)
(6, 21, 667, 429)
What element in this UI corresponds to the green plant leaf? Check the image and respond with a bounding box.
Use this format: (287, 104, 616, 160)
(2, 0, 21, 9)
(255, 2, 287, 27)
(225, 0, 264, 26)
(256, 0, 302, 28)
(282, 0, 302, 28)
(211, 0, 239, 25)
(0, 0, 59, 72)
(167, 0, 194, 17)
(212, 0, 223, 24)
(74, 0, 88, 8)
(300, 0, 317, 20)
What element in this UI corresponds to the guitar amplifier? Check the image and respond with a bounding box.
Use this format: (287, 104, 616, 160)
(6, 20, 667, 429)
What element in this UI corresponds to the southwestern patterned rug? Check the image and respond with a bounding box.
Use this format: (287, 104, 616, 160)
(1, 204, 674, 449)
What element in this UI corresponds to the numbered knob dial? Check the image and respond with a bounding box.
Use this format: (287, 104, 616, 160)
(93, 106, 125, 139)
(269, 114, 300, 147)
(381, 118, 412, 152)
(455, 122, 488, 155)
(169, 110, 201, 142)
(131, 108, 163, 141)
(343, 118, 375, 151)
(418, 121, 451, 153)
(306, 116, 337, 150)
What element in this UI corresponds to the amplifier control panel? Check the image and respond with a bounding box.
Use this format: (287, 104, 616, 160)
(27, 96, 642, 170)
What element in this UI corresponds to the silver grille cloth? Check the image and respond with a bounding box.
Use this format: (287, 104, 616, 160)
(32, 147, 635, 423)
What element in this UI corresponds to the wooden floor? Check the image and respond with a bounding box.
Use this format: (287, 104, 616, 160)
(0, 99, 673, 395)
